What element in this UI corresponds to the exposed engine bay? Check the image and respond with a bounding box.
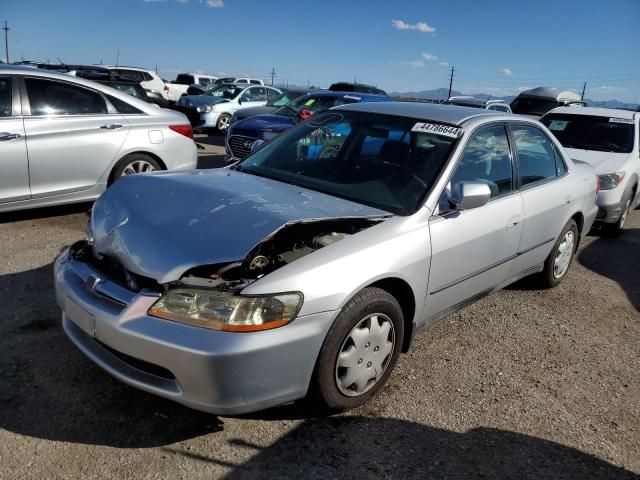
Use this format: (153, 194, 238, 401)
(179, 217, 384, 291)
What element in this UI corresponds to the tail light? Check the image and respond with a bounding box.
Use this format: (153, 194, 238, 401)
(596, 176, 601, 194)
(163, 84, 169, 92)
(169, 124, 193, 140)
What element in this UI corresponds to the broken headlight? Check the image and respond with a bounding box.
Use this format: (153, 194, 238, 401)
(148, 289, 302, 332)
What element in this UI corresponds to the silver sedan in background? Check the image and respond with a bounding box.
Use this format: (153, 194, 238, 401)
(55, 102, 598, 414)
(0, 65, 197, 213)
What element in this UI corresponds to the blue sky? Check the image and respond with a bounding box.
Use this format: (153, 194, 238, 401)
(4, 0, 640, 102)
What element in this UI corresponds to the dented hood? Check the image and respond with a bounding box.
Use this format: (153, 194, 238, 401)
(90, 169, 387, 283)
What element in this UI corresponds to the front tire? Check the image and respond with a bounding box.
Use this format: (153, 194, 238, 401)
(310, 287, 404, 411)
(216, 113, 231, 133)
(602, 193, 633, 236)
(539, 219, 578, 288)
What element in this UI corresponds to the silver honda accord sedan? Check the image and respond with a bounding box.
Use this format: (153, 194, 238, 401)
(0, 65, 197, 213)
(54, 102, 598, 414)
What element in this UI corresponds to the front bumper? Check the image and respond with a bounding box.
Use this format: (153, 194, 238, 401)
(197, 111, 221, 129)
(54, 245, 336, 415)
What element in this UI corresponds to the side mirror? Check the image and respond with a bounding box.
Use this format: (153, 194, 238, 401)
(449, 181, 491, 211)
(250, 139, 265, 153)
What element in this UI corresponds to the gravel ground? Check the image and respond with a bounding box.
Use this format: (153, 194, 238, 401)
(0, 172, 638, 479)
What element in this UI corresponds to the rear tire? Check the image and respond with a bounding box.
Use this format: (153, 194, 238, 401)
(538, 219, 578, 288)
(309, 287, 404, 412)
(109, 153, 161, 185)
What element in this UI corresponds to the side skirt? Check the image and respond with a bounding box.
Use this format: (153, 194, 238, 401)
(412, 263, 544, 339)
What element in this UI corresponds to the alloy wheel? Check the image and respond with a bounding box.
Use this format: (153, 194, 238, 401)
(122, 160, 157, 176)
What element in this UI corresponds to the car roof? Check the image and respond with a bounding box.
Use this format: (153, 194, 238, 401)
(336, 101, 501, 126)
(515, 87, 581, 102)
(98, 65, 152, 72)
(302, 90, 390, 101)
(545, 106, 638, 120)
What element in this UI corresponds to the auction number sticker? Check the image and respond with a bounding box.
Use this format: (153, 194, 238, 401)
(609, 117, 634, 124)
(412, 122, 463, 138)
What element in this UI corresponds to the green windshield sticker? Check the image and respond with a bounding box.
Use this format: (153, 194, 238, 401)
(548, 120, 569, 131)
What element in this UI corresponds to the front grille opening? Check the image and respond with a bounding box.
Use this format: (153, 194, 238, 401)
(70, 240, 163, 293)
(96, 340, 176, 380)
(228, 134, 255, 159)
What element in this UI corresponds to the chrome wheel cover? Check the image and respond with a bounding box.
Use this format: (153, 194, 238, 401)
(335, 313, 396, 397)
(553, 230, 575, 279)
(122, 160, 157, 176)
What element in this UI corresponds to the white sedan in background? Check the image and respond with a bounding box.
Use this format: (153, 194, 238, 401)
(0, 65, 197, 213)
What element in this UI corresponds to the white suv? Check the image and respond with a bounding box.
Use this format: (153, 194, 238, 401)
(98, 66, 168, 99)
(542, 107, 639, 234)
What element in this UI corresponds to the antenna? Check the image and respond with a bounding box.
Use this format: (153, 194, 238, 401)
(581, 82, 587, 101)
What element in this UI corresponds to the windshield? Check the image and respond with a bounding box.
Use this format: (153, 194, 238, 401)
(235, 111, 458, 215)
(274, 95, 359, 117)
(542, 113, 635, 153)
(268, 91, 306, 107)
(207, 84, 245, 99)
(174, 74, 195, 85)
(510, 97, 559, 116)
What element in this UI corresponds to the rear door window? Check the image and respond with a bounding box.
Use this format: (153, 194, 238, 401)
(0, 77, 12, 117)
(25, 78, 108, 116)
(511, 125, 558, 187)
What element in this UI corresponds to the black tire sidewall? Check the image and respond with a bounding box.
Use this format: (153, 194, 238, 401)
(542, 219, 578, 288)
(111, 154, 161, 183)
(312, 287, 405, 411)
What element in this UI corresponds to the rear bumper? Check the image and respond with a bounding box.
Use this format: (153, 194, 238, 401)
(54, 246, 336, 415)
(595, 199, 626, 224)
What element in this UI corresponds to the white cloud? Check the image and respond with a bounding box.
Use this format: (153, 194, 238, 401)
(499, 68, 512, 76)
(421, 52, 437, 61)
(595, 85, 626, 92)
(391, 19, 436, 33)
(202, 0, 224, 7)
(438, 61, 449, 66)
(390, 60, 425, 68)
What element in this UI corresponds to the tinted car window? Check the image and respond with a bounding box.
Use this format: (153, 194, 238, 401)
(115, 69, 143, 81)
(0, 77, 11, 117)
(175, 74, 195, 85)
(142, 72, 153, 82)
(241, 87, 267, 102)
(512, 125, 558, 186)
(450, 125, 513, 199)
(274, 95, 359, 117)
(541, 113, 634, 154)
(250, 80, 261, 84)
(25, 78, 108, 116)
(510, 97, 558, 116)
(107, 95, 143, 114)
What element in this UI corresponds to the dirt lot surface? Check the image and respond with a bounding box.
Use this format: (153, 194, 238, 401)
(0, 155, 638, 479)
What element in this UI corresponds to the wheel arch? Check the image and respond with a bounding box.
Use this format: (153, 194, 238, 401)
(108, 151, 167, 185)
(367, 277, 417, 353)
(570, 211, 584, 249)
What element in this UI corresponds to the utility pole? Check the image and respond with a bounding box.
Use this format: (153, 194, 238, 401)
(2, 21, 9, 63)
(115, 49, 120, 67)
(307, 78, 310, 89)
(270, 67, 276, 86)
(447, 65, 455, 99)
(581, 81, 587, 101)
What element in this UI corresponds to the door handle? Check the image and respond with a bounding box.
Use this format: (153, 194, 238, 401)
(0, 132, 22, 141)
(100, 123, 123, 130)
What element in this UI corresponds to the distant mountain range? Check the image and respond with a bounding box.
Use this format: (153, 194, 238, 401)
(390, 88, 638, 111)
